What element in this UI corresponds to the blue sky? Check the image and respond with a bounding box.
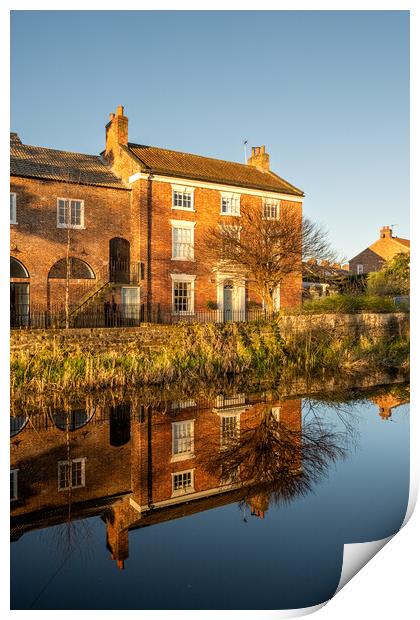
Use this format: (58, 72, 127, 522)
(10, 10, 409, 261)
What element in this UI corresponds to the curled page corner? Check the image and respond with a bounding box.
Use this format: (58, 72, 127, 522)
(274, 602, 327, 618)
(335, 535, 394, 596)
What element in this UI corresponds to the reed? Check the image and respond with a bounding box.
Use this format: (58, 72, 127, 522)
(10, 318, 409, 398)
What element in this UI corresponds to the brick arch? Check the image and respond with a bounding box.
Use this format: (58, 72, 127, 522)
(48, 257, 95, 280)
(49, 408, 96, 432)
(10, 256, 30, 279)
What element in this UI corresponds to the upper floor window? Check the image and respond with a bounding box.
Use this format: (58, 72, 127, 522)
(172, 185, 195, 211)
(10, 193, 17, 224)
(10, 469, 18, 501)
(357, 264, 364, 275)
(172, 420, 195, 461)
(263, 198, 279, 220)
(221, 192, 240, 216)
(171, 220, 195, 260)
(57, 198, 84, 229)
(58, 458, 86, 490)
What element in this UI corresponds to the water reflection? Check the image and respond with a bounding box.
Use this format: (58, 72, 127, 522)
(10, 383, 409, 576)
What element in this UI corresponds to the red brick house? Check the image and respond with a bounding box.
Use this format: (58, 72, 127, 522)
(10, 106, 304, 324)
(348, 226, 410, 275)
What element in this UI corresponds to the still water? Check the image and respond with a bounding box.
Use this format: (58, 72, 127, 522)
(10, 382, 409, 610)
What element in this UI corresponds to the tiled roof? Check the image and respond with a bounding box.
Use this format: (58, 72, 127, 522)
(127, 143, 304, 196)
(393, 237, 410, 249)
(10, 135, 127, 190)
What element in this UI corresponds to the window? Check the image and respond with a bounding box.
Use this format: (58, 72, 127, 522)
(171, 220, 195, 260)
(271, 406, 281, 422)
(263, 198, 279, 220)
(172, 185, 194, 211)
(10, 469, 18, 501)
(10, 193, 17, 224)
(221, 192, 240, 216)
(221, 464, 240, 486)
(172, 420, 195, 461)
(220, 414, 239, 448)
(171, 274, 196, 314)
(172, 469, 195, 496)
(57, 198, 84, 229)
(357, 264, 364, 275)
(58, 458, 86, 490)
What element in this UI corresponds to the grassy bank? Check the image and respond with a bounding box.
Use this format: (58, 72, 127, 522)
(285, 294, 409, 315)
(10, 319, 409, 397)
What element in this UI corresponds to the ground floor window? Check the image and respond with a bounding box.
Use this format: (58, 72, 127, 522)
(10, 470, 18, 501)
(171, 274, 196, 314)
(58, 458, 86, 490)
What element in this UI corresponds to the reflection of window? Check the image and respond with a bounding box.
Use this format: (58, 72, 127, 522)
(171, 220, 195, 260)
(57, 198, 84, 229)
(172, 469, 194, 496)
(172, 420, 195, 461)
(170, 399, 196, 411)
(10, 193, 17, 224)
(220, 414, 239, 448)
(215, 394, 245, 409)
(10, 469, 18, 501)
(221, 193, 240, 216)
(58, 458, 86, 490)
(54, 410, 88, 431)
(221, 464, 240, 485)
(271, 406, 281, 421)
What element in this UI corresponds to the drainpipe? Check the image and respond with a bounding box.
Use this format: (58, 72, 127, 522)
(146, 173, 153, 321)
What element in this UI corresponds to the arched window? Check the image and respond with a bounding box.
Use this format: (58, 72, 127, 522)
(10, 415, 29, 437)
(52, 409, 91, 431)
(48, 258, 95, 280)
(10, 257, 29, 279)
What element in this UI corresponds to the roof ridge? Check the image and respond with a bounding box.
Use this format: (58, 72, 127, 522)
(128, 142, 262, 170)
(11, 138, 102, 161)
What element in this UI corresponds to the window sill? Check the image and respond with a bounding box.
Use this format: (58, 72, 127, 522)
(171, 487, 195, 498)
(171, 453, 195, 463)
(220, 212, 240, 217)
(171, 257, 195, 262)
(171, 206, 195, 212)
(10, 221, 18, 225)
(57, 225, 86, 230)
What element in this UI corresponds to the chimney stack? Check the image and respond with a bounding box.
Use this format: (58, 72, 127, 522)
(247, 145, 270, 172)
(380, 225, 392, 239)
(105, 105, 128, 159)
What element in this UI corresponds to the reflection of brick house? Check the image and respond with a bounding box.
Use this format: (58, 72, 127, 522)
(10, 395, 302, 569)
(10, 106, 304, 323)
(348, 226, 410, 275)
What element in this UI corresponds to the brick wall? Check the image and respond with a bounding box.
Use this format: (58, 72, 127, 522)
(10, 176, 133, 306)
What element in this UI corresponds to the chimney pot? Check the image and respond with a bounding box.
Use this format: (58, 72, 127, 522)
(380, 225, 392, 239)
(248, 144, 270, 172)
(116, 105, 124, 117)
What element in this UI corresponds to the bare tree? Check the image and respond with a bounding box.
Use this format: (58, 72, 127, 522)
(200, 202, 336, 311)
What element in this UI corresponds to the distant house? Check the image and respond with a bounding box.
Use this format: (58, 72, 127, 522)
(348, 226, 410, 275)
(302, 259, 349, 298)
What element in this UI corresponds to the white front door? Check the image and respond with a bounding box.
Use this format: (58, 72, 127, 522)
(121, 287, 140, 319)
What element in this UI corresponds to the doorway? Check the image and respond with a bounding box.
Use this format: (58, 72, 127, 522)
(223, 281, 234, 321)
(109, 237, 130, 283)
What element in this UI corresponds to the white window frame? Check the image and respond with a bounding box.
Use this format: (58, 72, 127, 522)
(356, 264, 364, 275)
(220, 412, 240, 449)
(10, 193, 17, 224)
(171, 469, 195, 497)
(171, 184, 195, 212)
(10, 469, 19, 501)
(170, 219, 195, 261)
(170, 273, 196, 314)
(58, 457, 86, 490)
(220, 192, 241, 216)
(263, 198, 280, 220)
(171, 419, 195, 462)
(57, 198, 85, 229)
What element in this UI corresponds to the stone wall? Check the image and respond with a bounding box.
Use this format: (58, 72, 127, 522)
(10, 312, 409, 356)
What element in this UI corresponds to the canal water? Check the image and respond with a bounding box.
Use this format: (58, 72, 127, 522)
(10, 382, 410, 610)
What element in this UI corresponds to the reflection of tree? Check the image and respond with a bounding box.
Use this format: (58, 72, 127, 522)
(203, 404, 350, 507)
